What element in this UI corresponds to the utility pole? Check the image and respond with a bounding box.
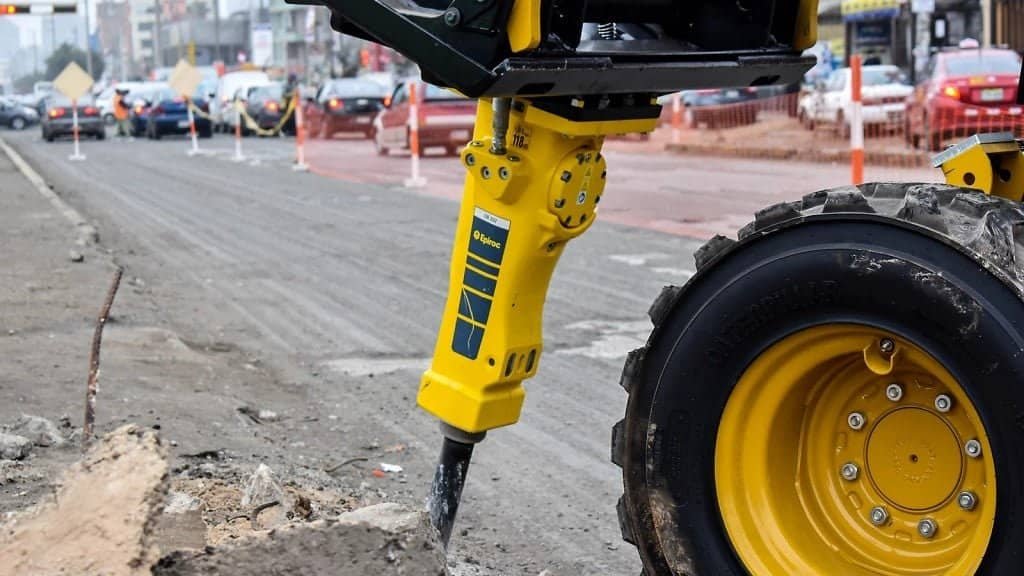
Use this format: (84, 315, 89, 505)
(214, 0, 221, 62)
(84, 0, 94, 78)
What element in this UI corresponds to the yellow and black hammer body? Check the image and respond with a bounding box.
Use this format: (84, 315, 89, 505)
(417, 99, 657, 434)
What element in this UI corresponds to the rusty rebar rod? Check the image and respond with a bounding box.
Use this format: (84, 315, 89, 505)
(82, 266, 123, 448)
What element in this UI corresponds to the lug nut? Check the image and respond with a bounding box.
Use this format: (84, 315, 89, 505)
(560, 170, 572, 183)
(840, 462, 860, 481)
(935, 394, 953, 413)
(848, 412, 866, 431)
(869, 506, 889, 526)
(958, 491, 978, 511)
(918, 518, 938, 539)
(879, 338, 895, 356)
(965, 439, 982, 459)
(886, 383, 904, 402)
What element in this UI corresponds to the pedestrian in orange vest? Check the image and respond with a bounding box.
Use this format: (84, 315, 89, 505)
(113, 89, 132, 139)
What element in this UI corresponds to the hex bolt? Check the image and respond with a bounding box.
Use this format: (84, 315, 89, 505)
(443, 7, 461, 27)
(498, 166, 510, 180)
(560, 170, 572, 183)
(869, 506, 889, 526)
(935, 394, 953, 413)
(465, 153, 476, 166)
(886, 383, 904, 402)
(918, 518, 938, 539)
(840, 462, 860, 481)
(848, 412, 866, 431)
(879, 338, 896, 356)
(965, 439, 982, 459)
(481, 166, 492, 179)
(958, 491, 978, 511)
(553, 198, 565, 209)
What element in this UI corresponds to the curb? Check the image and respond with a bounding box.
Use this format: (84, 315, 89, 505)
(0, 137, 98, 246)
(664, 142, 929, 168)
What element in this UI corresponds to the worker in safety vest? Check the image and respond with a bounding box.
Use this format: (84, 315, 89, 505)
(113, 89, 132, 138)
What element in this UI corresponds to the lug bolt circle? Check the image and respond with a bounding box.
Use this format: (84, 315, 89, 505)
(935, 394, 953, 413)
(840, 462, 860, 481)
(918, 518, 938, 539)
(869, 506, 889, 526)
(965, 439, 983, 458)
(847, 412, 866, 431)
(958, 491, 978, 511)
(879, 338, 895, 355)
(886, 383, 904, 402)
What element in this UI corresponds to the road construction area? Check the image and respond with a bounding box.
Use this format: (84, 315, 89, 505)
(0, 130, 937, 575)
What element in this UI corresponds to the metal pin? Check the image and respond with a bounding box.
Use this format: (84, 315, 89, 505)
(958, 491, 978, 511)
(848, 412, 866, 431)
(965, 439, 982, 458)
(886, 383, 903, 402)
(869, 506, 889, 526)
(840, 462, 860, 481)
(918, 518, 937, 539)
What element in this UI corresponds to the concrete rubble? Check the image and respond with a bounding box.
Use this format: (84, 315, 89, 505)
(153, 503, 448, 576)
(8, 414, 65, 447)
(0, 432, 32, 461)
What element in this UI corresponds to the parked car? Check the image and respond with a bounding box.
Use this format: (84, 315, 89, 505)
(41, 96, 105, 141)
(126, 83, 170, 135)
(214, 70, 270, 132)
(96, 82, 145, 125)
(143, 87, 213, 140)
(906, 47, 1023, 151)
(374, 81, 475, 156)
(682, 88, 759, 129)
(0, 97, 39, 130)
(240, 83, 293, 136)
(305, 78, 388, 139)
(797, 65, 911, 136)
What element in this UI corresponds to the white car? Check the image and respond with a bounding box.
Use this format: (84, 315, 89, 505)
(798, 65, 912, 136)
(213, 71, 270, 131)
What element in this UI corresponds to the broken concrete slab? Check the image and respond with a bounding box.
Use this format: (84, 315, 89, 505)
(0, 424, 169, 576)
(9, 414, 65, 447)
(0, 432, 32, 460)
(153, 503, 448, 576)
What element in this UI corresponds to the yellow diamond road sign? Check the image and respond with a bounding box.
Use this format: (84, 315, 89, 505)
(168, 59, 202, 99)
(53, 62, 93, 101)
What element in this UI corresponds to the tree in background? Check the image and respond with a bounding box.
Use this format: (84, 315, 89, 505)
(45, 43, 105, 81)
(13, 73, 46, 94)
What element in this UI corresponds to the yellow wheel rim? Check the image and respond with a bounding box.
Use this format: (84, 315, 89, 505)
(716, 325, 996, 575)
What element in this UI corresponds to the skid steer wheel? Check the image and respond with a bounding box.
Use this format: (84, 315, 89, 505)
(614, 183, 1024, 575)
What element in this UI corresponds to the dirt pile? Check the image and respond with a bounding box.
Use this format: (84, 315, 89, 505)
(0, 424, 169, 576)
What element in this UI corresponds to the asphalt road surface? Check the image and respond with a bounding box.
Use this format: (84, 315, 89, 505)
(3, 129, 937, 575)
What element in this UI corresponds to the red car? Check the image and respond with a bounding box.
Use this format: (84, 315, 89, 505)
(373, 81, 476, 156)
(304, 78, 388, 139)
(906, 48, 1022, 151)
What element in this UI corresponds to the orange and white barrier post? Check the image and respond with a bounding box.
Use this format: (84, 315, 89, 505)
(186, 97, 200, 157)
(404, 82, 427, 188)
(232, 101, 245, 162)
(69, 98, 85, 161)
(850, 54, 864, 185)
(671, 92, 682, 144)
(292, 98, 309, 172)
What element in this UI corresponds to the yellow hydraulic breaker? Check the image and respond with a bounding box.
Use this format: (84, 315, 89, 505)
(422, 96, 657, 545)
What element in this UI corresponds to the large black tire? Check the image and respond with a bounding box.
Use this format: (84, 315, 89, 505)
(615, 183, 1024, 575)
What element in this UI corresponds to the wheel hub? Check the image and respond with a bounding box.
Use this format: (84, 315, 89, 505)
(715, 325, 996, 576)
(865, 407, 962, 512)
